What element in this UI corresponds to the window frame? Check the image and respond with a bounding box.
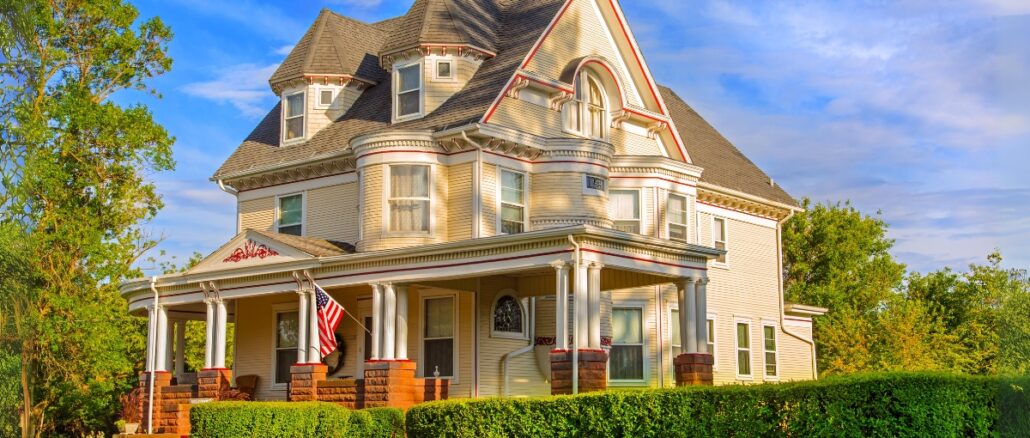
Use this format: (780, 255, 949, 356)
(393, 59, 424, 121)
(609, 188, 642, 234)
(276, 192, 305, 236)
(282, 90, 306, 144)
(271, 303, 300, 390)
(314, 86, 337, 109)
(609, 300, 648, 385)
(762, 321, 779, 380)
(712, 216, 729, 266)
(384, 164, 433, 236)
(734, 317, 753, 380)
(667, 193, 690, 243)
(707, 313, 717, 370)
(419, 291, 458, 381)
(432, 58, 456, 82)
(497, 167, 528, 235)
(489, 290, 528, 340)
(562, 70, 609, 140)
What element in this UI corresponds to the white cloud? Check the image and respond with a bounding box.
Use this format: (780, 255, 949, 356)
(273, 44, 295, 56)
(326, 0, 384, 8)
(166, 0, 306, 41)
(180, 63, 279, 118)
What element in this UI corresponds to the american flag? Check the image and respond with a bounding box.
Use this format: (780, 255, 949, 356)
(314, 284, 344, 358)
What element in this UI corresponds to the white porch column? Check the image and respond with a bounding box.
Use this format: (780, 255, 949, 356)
(678, 278, 697, 354)
(203, 298, 215, 369)
(587, 263, 603, 349)
(155, 305, 169, 372)
(165, 317, 175, 372)
(174, 319, 186, 376)
(370, 283, 383, 360)
(214, 299, 228, 368)
(382, 283, 397, 360)
(146, 305, 157, 372)
(552, 261, 570, 350)
(695, 278, 709, 353)
(296, 290, 309, 364)
(395, 285, 409, 360)
(307, 289, 320, 362)
(575, 261, 589, 349)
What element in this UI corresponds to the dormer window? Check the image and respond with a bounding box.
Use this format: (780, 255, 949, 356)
(395, 62, 422, 120)
(283, 91, 305, 142)
(563, 70, 608, 139)
(434, 59, 455, 81)
(315, 87, 336, 109)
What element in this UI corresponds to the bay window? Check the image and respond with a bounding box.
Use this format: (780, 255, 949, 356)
(668, 194, 688, 242)
(611, 306, 644, 381)
(283, 91, 305, 141)
(610, 190, 640, 233)
(423, 296, 454, 378)
(499, 169, 526, 234)
(388, 165, 430, 233)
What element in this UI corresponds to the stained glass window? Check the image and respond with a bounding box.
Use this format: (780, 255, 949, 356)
(492, 295, 524, 335)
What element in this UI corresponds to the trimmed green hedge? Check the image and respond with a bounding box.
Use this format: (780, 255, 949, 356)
(190, 401, 403, 438)
(406, 373, 1030, 437)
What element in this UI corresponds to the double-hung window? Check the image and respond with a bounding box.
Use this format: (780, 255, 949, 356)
(736, 321, 752, 378)
(706, 318, 716, 356)
(395, 63, 422, 119)
(273, 311, 299, 385)
(713, 217, 727, 264)
(763, 325, 778, 378)
(564, 71, 608, 139)
(611, 306, 644, 381)
(283, 92, 305, 141)
(277, 194, 303, 236)
(668, 194, 688, 242)
(388, 165, 430, 233)
(500, 169, 526, 234)
(610, 190, 640, 233)
(423, 296, 454, 378)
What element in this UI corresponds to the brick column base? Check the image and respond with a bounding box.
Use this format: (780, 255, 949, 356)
(363, 360, 416, 409)
(290, 364, 327, 402)
(550, 349, 608, 395)
(139, 371, 171, 433)
(674, 353, 714, 386)
(198, 368, 232, 399)
(415, 378, 449, 404)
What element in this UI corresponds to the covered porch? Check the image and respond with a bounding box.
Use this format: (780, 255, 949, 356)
(122, 225, 721, 434)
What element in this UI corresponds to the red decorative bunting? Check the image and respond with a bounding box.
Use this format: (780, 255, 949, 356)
(222, 240, 280, 263)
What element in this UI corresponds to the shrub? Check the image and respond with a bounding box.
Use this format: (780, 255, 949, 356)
(406, 373, 1030, 437)
(190, 401, 404, 438)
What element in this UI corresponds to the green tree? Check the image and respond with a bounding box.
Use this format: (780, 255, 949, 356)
(0, 0, 173, 436)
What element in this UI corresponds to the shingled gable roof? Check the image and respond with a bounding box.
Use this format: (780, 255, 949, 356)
(381, 0, 501, 56)
(269, 8, 393, 87)
(660, 85, 797, 207)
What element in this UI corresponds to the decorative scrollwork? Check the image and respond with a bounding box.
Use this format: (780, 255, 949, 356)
(223, 241, 280, 263)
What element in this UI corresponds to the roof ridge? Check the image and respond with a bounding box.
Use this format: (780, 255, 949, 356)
(300, 10, 332, 76)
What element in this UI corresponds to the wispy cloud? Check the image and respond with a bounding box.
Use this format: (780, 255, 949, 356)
(273, 44, 295, 56)
(180, 63, 279, 117)
(166, 0, 306, 41)
(326, 0, 384, 8)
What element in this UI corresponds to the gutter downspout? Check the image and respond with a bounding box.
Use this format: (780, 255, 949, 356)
(501, 296, 535, 397)
(218, 179, 241, 234)
(776, 211, 818, 379)
(147, 276, 159, 435)
(567, 235, 581, 395)
(461, 131, 484, 239)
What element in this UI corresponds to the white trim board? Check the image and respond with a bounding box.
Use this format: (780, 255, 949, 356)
(696, 202, 777, 229)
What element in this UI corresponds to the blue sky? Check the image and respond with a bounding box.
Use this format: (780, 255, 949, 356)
(129, 0, 1030, 275)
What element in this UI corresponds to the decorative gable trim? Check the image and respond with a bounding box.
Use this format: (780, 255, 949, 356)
(223, 240, 281, 263)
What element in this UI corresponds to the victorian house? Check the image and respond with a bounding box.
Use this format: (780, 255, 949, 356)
(123, 0, 825, 433)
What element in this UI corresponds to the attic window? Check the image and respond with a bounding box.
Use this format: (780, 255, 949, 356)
(283, 91, 305, 142)
(395, 63, 422, 120)
(317, 88, 336, 108)
(434, 60, 455, 81)
(563, 71, 609, 139)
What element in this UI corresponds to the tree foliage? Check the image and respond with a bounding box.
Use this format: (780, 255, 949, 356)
(0, 0, 173, 436)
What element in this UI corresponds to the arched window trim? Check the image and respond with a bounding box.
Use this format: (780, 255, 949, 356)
(563, 69, 610, 140)
(490, 290, 528, 340)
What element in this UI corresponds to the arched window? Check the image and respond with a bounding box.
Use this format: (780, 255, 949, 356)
(564, 70, 608, 139)
(491, 294, 526, 339)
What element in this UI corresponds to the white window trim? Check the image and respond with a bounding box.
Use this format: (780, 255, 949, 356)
(562, 70, 610, 140)
(418, 290, 459, 382)
(667, 192, 689, 243)
(432, 58, 457, 82)
(497, 167, 528, 235)
(271, 302, 300, 390)
(281, 90, 306, 145)
(610, 188, 642, 234)
(275, 192, 305, 236)
(707, 313, 718, 371)
(489, 289, 528, 340)
(712, 215, 729, 268)
(393, 59, 425, 122)
(667, 307, 718, 373)
(313, 85, 338, 109)
(762, 320, 780, 381)
(668, 305, 681, 378)
(583, 174, 607, 197)
(383, 164, 433, 236)
(608, 300, 648, 386)
(734, 317, 753, 381)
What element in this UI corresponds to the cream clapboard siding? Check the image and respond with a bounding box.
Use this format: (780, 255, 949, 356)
(490, 98, 569, 138)
(530, 172, 607, 228)
(424, 57, 480, 116)
(306, 183, 359, 243)
(610, 129, 664, 156)
(239, 197, 275, 232)
(448, 162, 473, 242)
(481, 164, 498, 236)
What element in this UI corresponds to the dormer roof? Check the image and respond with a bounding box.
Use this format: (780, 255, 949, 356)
(269, 9, 397, 92)
(380, 0, 501, 57)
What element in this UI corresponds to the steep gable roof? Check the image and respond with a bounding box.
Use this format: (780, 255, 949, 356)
(381, 0, 501, 55)
(660, 85, 797, 207)
(269, 8, 391, 87)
